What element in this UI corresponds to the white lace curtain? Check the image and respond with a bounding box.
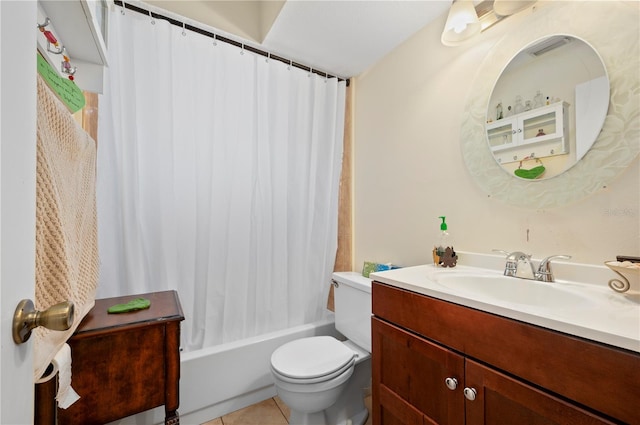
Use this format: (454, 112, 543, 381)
(97, 9, 346, 351)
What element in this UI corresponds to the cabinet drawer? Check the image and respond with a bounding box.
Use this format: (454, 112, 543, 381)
(372, 281, 640, 424)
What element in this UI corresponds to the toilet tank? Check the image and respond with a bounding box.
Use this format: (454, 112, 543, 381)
(332, 272, 372, 352)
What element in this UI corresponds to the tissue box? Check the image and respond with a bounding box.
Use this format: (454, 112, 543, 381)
(362, 261, 399, 278)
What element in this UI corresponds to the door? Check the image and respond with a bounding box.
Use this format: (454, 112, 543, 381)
(464, 359, 615, 425)
(372, 317, 465, 425)
(1, 1, 38, 424)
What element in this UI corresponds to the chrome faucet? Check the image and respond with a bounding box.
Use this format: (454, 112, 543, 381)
(507, 251, 536, 279)
(494, 250, 571, 282)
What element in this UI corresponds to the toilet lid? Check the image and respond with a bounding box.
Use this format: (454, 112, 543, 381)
(271, 336, 356, 380)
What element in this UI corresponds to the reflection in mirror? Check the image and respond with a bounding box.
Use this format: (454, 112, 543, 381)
(486, 35, 609, 180)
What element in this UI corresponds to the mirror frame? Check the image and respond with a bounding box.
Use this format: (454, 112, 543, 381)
(461, 1, 639, 209)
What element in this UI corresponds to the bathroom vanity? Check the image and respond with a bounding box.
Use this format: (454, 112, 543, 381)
(54, 290, 184, 425)
(370, 265, 640, 425)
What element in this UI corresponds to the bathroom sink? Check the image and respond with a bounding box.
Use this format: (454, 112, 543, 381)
(433, 272, 598, 310)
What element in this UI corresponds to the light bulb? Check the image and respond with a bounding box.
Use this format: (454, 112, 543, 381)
(453, 23, 467, 34)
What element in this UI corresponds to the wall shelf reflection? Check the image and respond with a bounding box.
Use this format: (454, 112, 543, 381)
(487, 101, 569, 164)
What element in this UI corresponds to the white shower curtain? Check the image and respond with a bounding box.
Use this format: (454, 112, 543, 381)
(97, 9, 346, 351)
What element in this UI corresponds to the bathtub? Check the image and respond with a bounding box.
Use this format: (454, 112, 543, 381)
(108, 314, 340, 425)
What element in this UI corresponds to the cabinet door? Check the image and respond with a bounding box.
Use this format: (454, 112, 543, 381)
(59, 325, 167, 424)
(519, 104, 564, 145)
(487, 118, 517, 151)
(464, 359, 616, 425)
(372, 317, 464, 425)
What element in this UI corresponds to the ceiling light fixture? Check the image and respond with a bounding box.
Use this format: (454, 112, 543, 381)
(441, 0, 481, 46)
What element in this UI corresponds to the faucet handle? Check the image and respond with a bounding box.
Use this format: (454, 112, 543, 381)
(497, 250, 531, 277)
(493, 249, 532, 261)
(492, 250, 532, 261)
(506, 251, 531, 261)
(537, 255, 572, 282)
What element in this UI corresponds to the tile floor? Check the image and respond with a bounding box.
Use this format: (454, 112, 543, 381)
(201, 395, 373, 425)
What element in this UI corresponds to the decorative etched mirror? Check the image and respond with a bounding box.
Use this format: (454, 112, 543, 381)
(486, 35, 608, 180)
(460, 1, 639, 209)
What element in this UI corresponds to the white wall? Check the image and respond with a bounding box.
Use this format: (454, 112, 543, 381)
(353, 1, 639, 269)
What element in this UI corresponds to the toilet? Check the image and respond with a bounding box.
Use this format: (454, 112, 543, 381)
(270, 272, 372, 425)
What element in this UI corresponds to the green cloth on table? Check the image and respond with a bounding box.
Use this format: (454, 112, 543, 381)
(107, 298, 151, 314)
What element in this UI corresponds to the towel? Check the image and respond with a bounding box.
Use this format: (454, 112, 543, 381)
(34, 74, 99, 382)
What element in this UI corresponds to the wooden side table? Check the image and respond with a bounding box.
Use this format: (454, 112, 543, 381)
(56, 290, 184, 425)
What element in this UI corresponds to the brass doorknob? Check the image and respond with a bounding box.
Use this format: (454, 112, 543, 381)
(12, 299, 74, 344)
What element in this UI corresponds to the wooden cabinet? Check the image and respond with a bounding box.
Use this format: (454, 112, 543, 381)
(486, 102, 569, 164)
(56, 290, 184, 425)
(372, 281, 640, 425)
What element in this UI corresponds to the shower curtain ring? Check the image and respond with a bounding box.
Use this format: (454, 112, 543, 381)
(240, 44, 245, 55)
(266, 53, 270, 63)
(149, 9, 155, 25)
(213, 34, 217, 46)
(182, 22, 187, 36)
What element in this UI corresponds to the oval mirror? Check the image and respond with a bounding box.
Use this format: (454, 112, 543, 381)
(485, 35, 609, 180)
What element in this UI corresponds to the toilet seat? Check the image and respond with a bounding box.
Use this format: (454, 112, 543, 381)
(271, 336, 356, 384)
(272, 357, 356, 384)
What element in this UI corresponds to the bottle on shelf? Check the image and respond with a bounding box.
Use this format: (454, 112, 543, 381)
(534, 90, 544, 108)
(514, 95, 524, 114)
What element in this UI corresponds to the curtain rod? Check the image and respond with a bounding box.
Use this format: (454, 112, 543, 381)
(113, 0, 350, 86)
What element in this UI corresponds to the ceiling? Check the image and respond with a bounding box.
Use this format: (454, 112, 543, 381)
(143, 0, 454, 78)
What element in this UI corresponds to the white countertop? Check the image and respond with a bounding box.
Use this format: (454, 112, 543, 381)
(371, 257, 640, 353)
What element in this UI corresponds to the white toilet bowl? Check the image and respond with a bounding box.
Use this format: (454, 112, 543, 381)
(270, 272, 373, 425)
(270, 336, 370, 425)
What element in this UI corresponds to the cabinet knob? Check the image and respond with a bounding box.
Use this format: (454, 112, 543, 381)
(463, 387, 477, 401)
(517, 128, 523, 133)
(444, 377, 458, 390)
